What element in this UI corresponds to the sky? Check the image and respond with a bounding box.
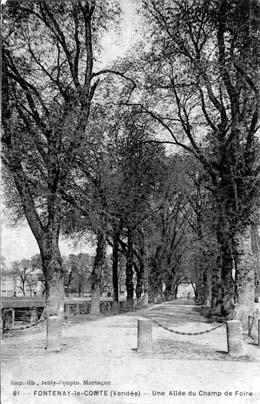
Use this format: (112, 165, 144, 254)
(1, 226, 97, 265)
(101, 0, 140, 65)
(1, 0, 140, 265)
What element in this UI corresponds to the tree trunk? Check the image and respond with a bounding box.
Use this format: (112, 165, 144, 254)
(196, 266, 206, 303)
(135, 229, 147, 305)
(198, 257, 212, 307)
(210, 259, 223, 310)
(135, 260, 144, 305)
(147, 274, 156, 303)
(112, 229, 120, 311)
(143, 264, 150, 306)
(77, 274, 82, 297)
(41, 239, 64, 319)
(21, 283, 26, 296)
(205, 267, 212, 307)
(174, 283, 179, 299)
(149, 246, 164, 304)
(90, 231, 106, 315)
(164, 282, 173, 301)
(135, 262, 144, 304)
(251, 222, 260, 293)
(0, 300, 2, 336)
(211, 196, 236, 318)
(126, 227, 134, 308)
(194, 223, 207, 304)
(212, 234, 235, 317)
(150, 275, 163, 303)
(233, 227, 255, 327)
(40, 235, 64, 351)
(195, 238, 212, 305)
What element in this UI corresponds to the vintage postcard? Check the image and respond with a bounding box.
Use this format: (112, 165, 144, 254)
(1, 0, 260, 403)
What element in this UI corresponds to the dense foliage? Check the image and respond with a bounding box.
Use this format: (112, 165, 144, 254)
(2, 0, 260, 327)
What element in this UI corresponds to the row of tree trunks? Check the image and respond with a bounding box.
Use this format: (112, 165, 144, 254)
(90, 226, 150, 314)
(89, 224, 257, 320)
(91, 228, 254, 319)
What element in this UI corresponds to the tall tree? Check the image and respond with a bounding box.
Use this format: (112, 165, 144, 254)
(125, 0, 260, 317)
(11, 259, 36, 296)
(108, 113, 165, 307)
(64, 253, 92, 296)
(1, 0, 120, 345)
(145, 155, 191, 302)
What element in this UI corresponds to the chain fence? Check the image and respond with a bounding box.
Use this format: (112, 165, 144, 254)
(2, 308, 45, 334)
(5, 318, 46, 333)
(144, 315, 225, 336)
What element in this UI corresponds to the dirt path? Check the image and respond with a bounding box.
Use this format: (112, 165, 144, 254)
(1, 300, 260, 404)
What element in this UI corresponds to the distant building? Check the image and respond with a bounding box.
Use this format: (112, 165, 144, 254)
(177, 282, 195, 299)
(1, 271, 16, 297)
(1, 268, 44, 297)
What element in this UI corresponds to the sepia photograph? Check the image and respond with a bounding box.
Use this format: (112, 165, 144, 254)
(1, 0, 260, 403)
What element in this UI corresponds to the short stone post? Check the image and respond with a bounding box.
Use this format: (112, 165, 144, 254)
(30, 307, 38, 325)
(137, 319, 152, 353)
(11, 309, 15, 329)
(64, 304, 70, 318)
(3, 309, 14, 330)
(76, 303, 80, 315)
(46, 315, 62, 352)
(226, 320, 244, 356)
(248, 315, 253, 336)
(3, 310, 7, 331)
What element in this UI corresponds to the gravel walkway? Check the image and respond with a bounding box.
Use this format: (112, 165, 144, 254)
(1, 300, 260, 404)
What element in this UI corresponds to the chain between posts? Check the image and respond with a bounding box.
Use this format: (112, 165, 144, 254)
(2, 308, 46, 333)
(3, 319, 46, 333)
(144, 315, 225, 336)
